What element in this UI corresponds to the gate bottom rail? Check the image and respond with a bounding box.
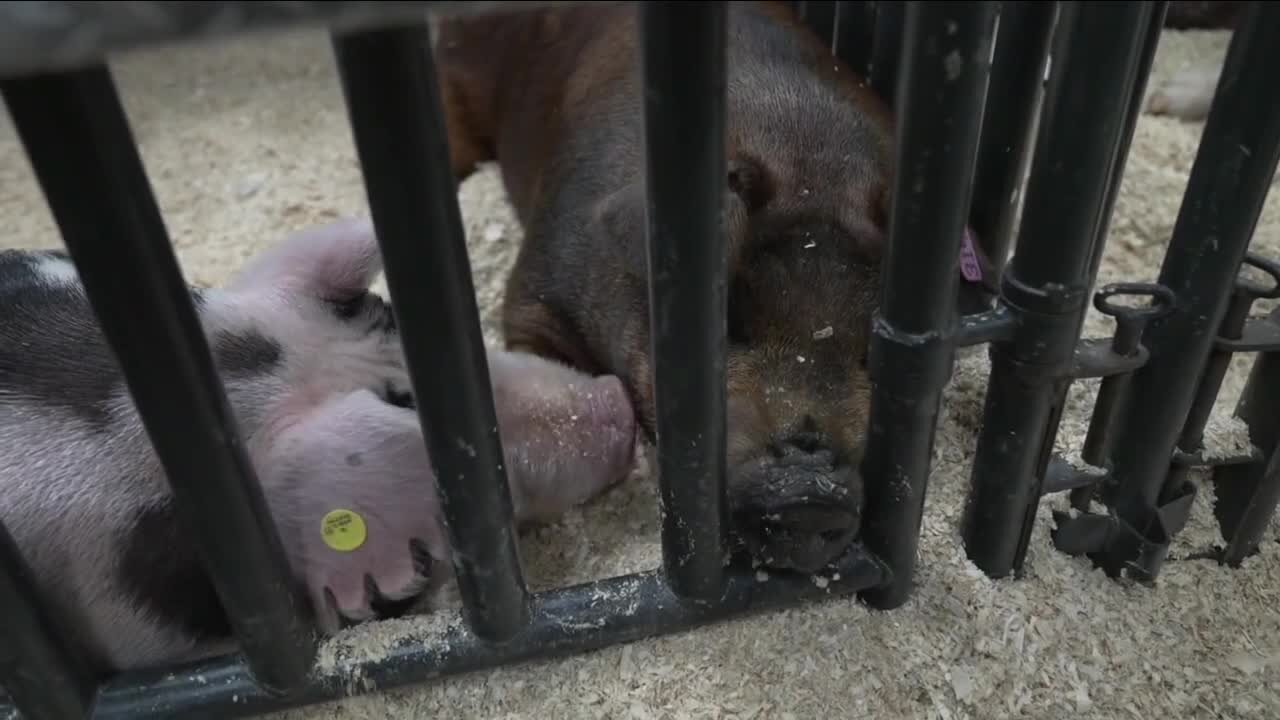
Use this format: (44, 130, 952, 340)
(0, 546, 887, 720)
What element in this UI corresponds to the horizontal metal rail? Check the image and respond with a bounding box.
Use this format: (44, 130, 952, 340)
(90, 553, 887, 719)
(0, 1, 597, 78)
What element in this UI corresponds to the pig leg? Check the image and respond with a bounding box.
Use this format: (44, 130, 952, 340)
(260, 388, 446, 633)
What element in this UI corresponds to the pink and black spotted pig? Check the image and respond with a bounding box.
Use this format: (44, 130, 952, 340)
(0, 218, 637, 675)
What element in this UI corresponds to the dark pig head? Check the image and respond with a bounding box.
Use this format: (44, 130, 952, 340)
(588, 146, 890, 575)
(592, 156, 993, 575)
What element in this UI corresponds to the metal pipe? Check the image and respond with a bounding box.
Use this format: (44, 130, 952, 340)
(1213, 305, 1280, 566)
(868, 0, 906, 107)
(798, 1, 839, 45)
(75, 550, 887, 720)
(639, 1, 732, 604)
(857, 0, 997, 611)
(1065, 4, 1170, 509)
(0, 521, 97, 720)
(0, 65, 317, 693)
(960, 1, 1158, 579)
(834, 1, 876, 78)
(960, 0, 1057, 315)
(1159, 286, 1255, 501)
(0, 2, 596, 79)
(1100, 1, 1280, 577)
(331, 25, 532, 641)
(1085, 0, 1170, 286)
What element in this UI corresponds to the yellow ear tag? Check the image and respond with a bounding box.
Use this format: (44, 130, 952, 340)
(321, 509, 367, 552)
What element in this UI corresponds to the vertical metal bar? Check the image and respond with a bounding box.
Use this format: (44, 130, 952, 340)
(868, 0, 905, 106)
(858, 0, 997, 611)
(1100, 2, 1280, 578)
(1066, 2, 1169, 510)
(959, 1, 1158, 579)
(0, 522, 96, 720)
(639, 1, 731, 604)
(330, 26, 532, 640)
(1085, 0, 1170, 285)
(960, 1, 1057, 315)
(799, 1, 839, 46)
(0, 66, 317, 693)
(1214, 307, 1280, 565)
(1158, 285, 1253, 504)
(834, 2, 876, 78)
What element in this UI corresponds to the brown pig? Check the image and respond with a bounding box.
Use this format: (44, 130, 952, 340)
(433, 2, 900, 574)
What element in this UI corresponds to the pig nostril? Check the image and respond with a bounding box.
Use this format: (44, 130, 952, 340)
(819, 528, 846, 543)
(781, 431, 825, 455)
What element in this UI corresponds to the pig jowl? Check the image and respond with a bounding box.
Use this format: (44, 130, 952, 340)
(0, 218, 636, 675)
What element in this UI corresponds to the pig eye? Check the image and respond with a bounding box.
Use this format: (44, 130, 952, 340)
(330, 291, 371, 321)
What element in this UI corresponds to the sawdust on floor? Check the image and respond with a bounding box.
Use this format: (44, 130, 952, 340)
(1, 22, 1278, 720)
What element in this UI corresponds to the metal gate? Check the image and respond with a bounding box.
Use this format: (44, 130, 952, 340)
(1, 2, 1277, 718)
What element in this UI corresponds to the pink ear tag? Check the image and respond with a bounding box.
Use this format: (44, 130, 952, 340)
(958, 227, 984, 283)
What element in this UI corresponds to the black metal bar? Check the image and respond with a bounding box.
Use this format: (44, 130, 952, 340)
(960, 0, 1057, 315)
(956, 305, 1018, 347)
(960, 1, 1158, 579)
(1058, 3, 1173, 500)
(1085, 0, 1170, 286)
(0, 66, 317, 693)
(1159, 281, 1256, 500)
(1159, 256, 1280, 509)
(76, 552, 887, 720)
(1097, 1, 1280, 580)
(331, 26, 532, 640)
(0, 521, 97, 720)
(1213, 306, 1280, 565)
(798, 1, 839, 45)
(857, 0, 997, 611)
(1072, 282, 1178, 508)
(639, 1, 732, 604)
(834, 1, 876, 78)
(0, 2, 596, 79)
(868, 0, 906, 106)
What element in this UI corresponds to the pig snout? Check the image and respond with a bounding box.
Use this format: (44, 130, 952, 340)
(577, 374, 638, 484)
(730, 432, 863, 574)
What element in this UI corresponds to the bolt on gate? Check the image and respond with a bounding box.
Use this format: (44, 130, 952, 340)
(1, 1, 1278, 718)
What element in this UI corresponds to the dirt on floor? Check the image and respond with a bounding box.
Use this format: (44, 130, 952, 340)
(1, 20, 1277, 720)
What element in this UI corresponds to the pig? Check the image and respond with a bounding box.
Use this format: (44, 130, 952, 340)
(433, 1, 907, 575)
(1145, 1, 1247, 122)
(0, 217, 637, 676)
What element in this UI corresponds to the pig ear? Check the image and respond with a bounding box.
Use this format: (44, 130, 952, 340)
(227, 217, 384, 301)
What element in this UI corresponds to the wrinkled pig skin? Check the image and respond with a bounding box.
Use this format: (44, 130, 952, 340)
(0, 218, 636, 676)
(434, 1, 900, 575)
